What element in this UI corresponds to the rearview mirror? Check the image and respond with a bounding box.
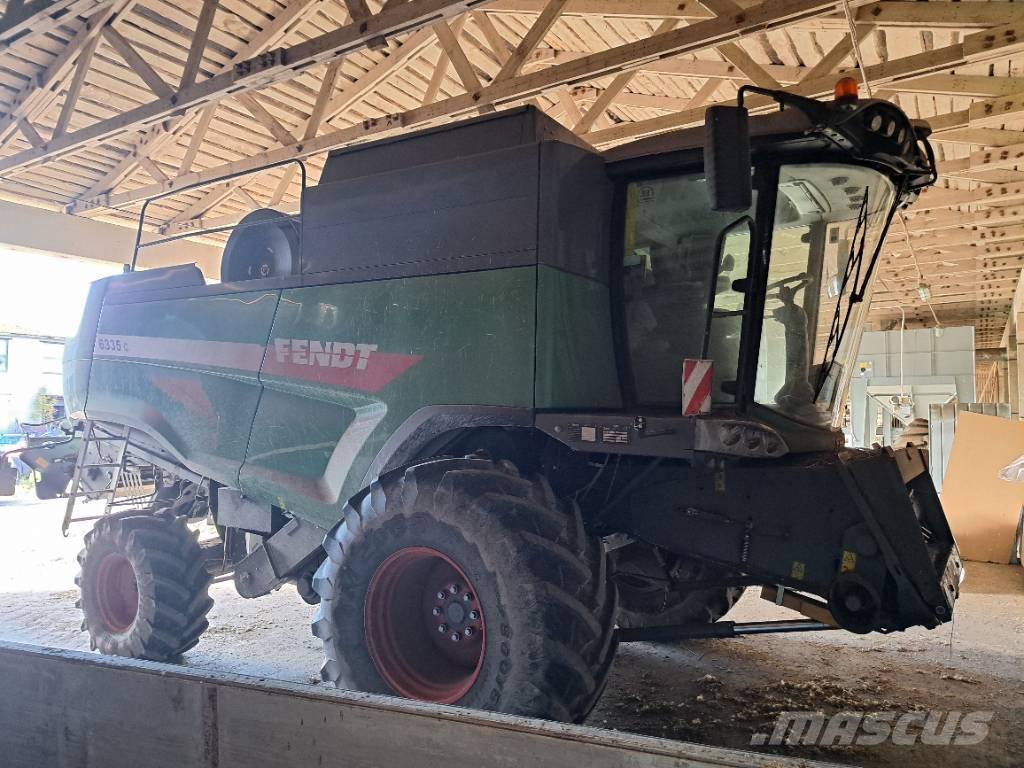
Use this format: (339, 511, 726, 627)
(705, 105, 752, 212)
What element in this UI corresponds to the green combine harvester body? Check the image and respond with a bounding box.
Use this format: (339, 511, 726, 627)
(15, 88, 963, 722)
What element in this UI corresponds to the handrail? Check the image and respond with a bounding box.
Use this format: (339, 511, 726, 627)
(130, 158, 307, 272)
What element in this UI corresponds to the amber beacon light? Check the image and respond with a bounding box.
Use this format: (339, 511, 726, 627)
(834, 76, 859, 103)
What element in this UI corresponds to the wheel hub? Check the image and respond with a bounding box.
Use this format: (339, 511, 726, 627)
(364, 547, 485, 704)
(445, 600, 467, 625)
(93, 552, 139, 633)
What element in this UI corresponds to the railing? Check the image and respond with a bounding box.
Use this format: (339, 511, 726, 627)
(131, 158, 308, 273)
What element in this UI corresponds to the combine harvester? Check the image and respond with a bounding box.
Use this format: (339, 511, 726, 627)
(3, 77, 959, 764)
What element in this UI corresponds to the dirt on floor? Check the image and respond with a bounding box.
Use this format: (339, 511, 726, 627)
(1, 495, 1022, 767)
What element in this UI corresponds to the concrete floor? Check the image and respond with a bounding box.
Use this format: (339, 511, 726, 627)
(1, 494, 1022, 766)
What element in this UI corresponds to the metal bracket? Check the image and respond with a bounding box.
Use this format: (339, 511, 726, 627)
(216, 488, 273, 534)
(616, 619, 838, 644)
(234, 516, 327, 598)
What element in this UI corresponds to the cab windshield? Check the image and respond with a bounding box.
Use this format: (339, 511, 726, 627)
(621, 163, 895, 425)
(756, 164, 895, 426)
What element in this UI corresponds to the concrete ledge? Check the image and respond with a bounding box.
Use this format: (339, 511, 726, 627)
(0, 640, 840, 768)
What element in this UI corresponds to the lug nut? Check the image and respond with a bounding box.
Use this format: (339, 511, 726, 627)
(431, 607, 442, 616)
(468, 610, 480, 621)
(437, 590, 447, 600)
(448, 584, 460, 595)
(438, 624, 449, 633)
(450, 632, 461, 642)
(463, 627, 474, 638)
(462, 592, 474, 602)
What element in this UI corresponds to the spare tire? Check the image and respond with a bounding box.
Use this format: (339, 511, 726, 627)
(221, 208, 300, 282)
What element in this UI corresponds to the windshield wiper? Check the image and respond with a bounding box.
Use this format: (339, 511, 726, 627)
(815, 187, 876, 397)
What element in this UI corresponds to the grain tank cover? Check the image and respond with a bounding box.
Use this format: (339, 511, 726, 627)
(319, 106, 590, 183)
(302, 107, 612, 283)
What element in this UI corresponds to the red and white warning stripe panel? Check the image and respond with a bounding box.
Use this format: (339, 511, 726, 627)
(682, 359, 713, 415)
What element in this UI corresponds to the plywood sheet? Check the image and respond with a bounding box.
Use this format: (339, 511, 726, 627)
(940, 411, 1024, 564)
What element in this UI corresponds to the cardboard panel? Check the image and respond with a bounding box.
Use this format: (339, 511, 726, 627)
(940, 411, 1024, 563)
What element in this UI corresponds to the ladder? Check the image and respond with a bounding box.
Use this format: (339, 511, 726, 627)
(61, 421, 134, 536)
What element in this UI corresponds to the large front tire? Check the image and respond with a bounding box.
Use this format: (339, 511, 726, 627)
(76, 514, 213, 660)
(312, 458, 617, 723)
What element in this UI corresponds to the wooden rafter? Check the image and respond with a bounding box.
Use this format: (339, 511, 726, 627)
(2, 0, 1024, 336)
(0, 0, 480, 176)
(433, 19, 483, 93)
(0, 0, 100, 44)
(493, 0, 567, 81)
(178, 0, 218, 90)
(102, 25, 174, 99)
(75, 0, 327, 207)
(164, 57, 346, 235)
(0, 0, 132, 149)
(70, 1, 1024, 218)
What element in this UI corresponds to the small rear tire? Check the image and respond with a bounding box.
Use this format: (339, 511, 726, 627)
(76, 514, 213, 660)
(312, 457, 617, 722)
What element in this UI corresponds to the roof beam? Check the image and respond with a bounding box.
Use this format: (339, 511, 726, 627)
(178, 0, 218, 90)
(165, 57, 345, 235)
(77, 120, 188, 203)
(76, 22, 436, 216)
(136, 155, 169, 183)
(164, 181, 236, 228)
(572, 86, 694, 112)
(0, 0, 132, 149)
(901, 206, 1024, 234)
(470, 10, 513, 63)
(52, 33, 101, 138)
(916, 183, 1024, 214)
(74, 0, 325, 208)
(854, 1, 1024, 29)
(343, 0, 371, 22)
(699, 0, 780, 89)
(585, 20, 1024, 146)
(524, 47, 807, 82)
(324, 26, 437, 119)
(494, 0, 568, 81)
(0, 0, 95, 44)
(887, 225, 1024, 254)
(486, 0, 713, 20)
(799, 22, 872, 80)
(102, 26, 174, 99)
(488, 0, 1024, 29)
(176, 104, 216, 177)
(85, 0, 1002, 214)
(947, 143, 1024, 176)
(17, 119, 44, 148)
(889, 74, 1024, 98)
(72, 0, 851, 211)
(434, 18, 485, 93)
(0, 0, 479, 177)
(237, 93, 298, 147)
(930, 128, 1024, 147)
(574, 18, 677, 133)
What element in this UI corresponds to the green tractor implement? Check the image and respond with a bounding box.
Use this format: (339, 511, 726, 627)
(31, 82, 960, 723)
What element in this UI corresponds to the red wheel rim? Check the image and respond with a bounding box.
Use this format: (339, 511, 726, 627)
(364, 547, 486, 704)
(93, 553, 139, 632)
